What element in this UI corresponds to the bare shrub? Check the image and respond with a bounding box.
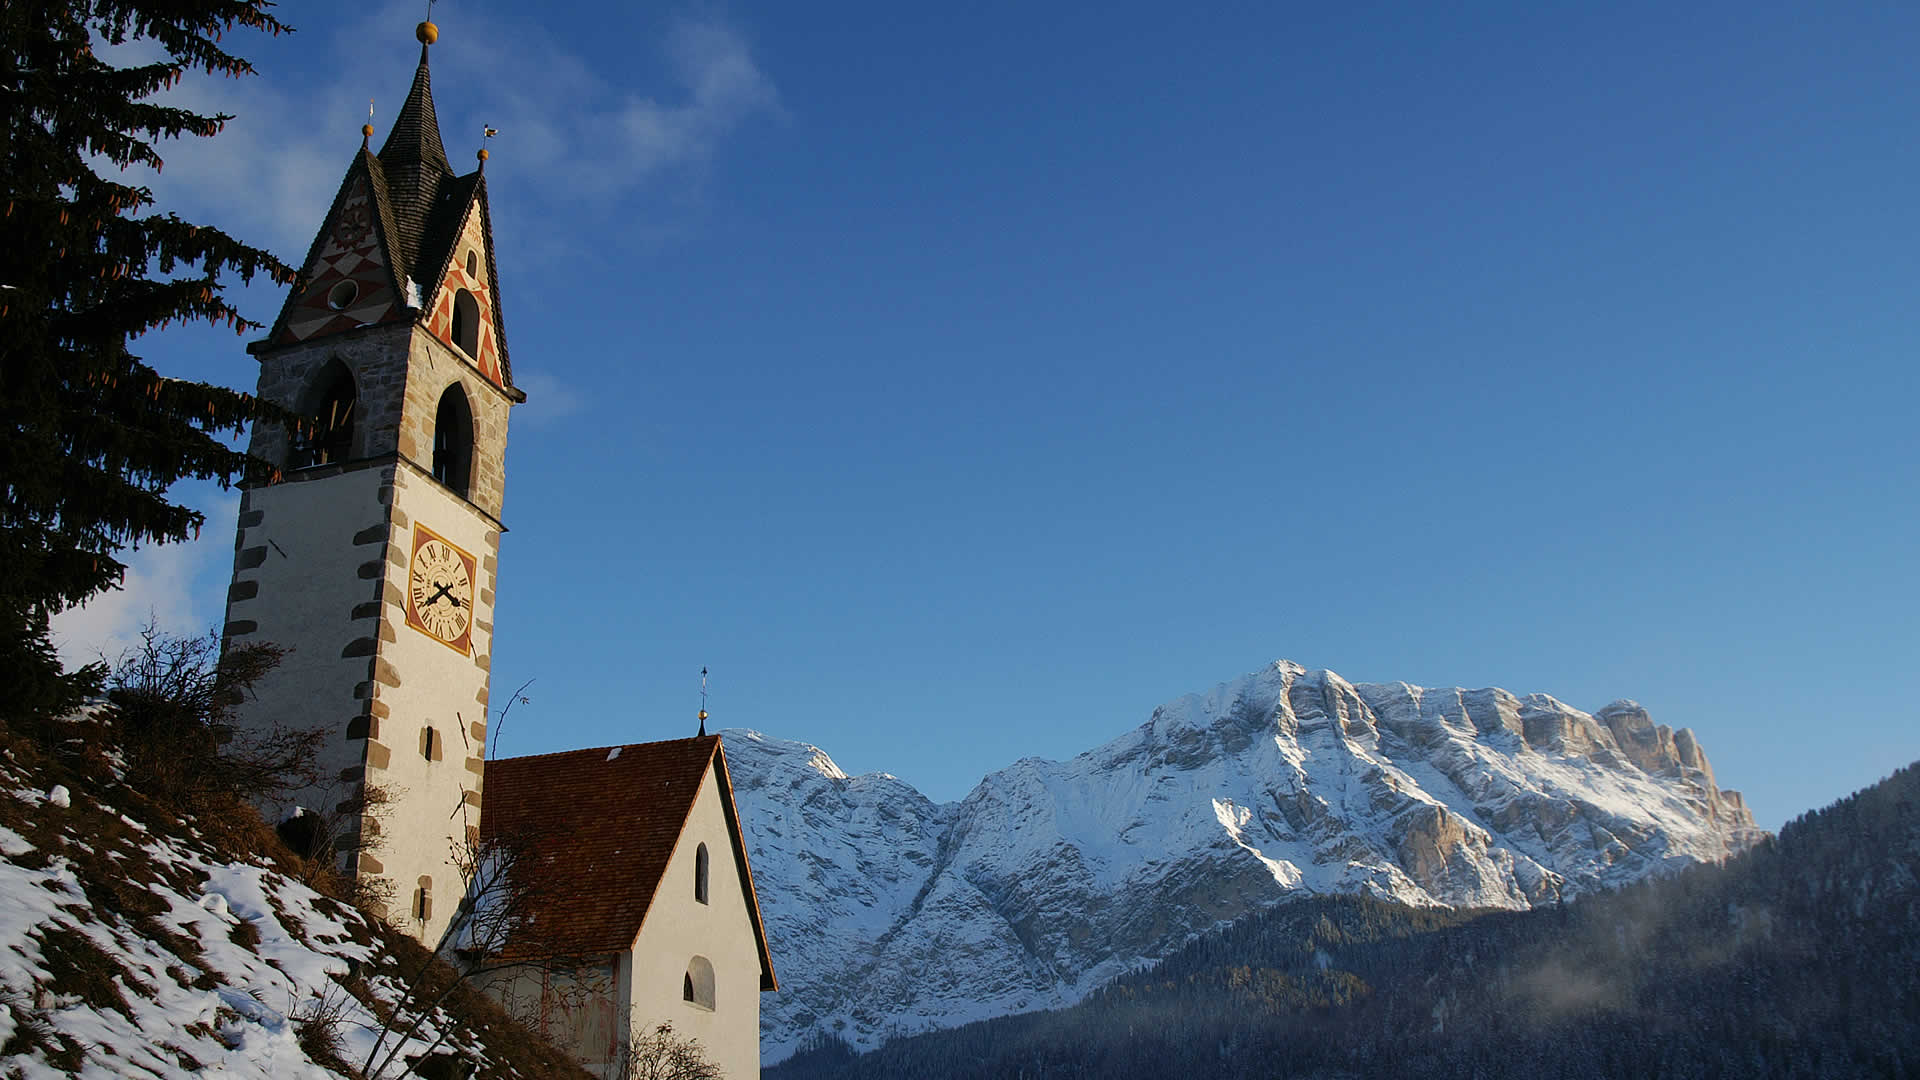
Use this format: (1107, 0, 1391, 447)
(291, 983, 357, 1075)
(104, 625, 324, 815)
(619, 1022, 723, 1080)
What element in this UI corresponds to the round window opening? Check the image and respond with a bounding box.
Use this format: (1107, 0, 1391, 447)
(465, 251, 479, 277)
(326, 280, 359, 311)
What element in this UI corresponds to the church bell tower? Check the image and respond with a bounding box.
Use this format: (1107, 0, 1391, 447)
(224, 20, 520, 944)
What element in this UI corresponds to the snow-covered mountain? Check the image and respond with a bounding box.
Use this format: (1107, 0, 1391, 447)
(724, 660, 1763, 1062)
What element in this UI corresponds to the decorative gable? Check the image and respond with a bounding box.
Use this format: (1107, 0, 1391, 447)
(271, 170, 404, 345)
(423, 198, 506, 387)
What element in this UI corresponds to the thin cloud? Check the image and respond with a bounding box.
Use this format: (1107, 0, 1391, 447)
(88, 33, 341, 259)
(510, 370, 588, 428)
(119, 5, 779, 263)
(437, 11, 780, 200)
(612, 17, 781, 179)
(50, 490, 241, 671)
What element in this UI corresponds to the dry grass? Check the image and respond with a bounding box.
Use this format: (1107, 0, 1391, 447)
(35, 927, 137, 1020)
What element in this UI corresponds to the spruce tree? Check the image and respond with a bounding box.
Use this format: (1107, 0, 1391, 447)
(0, 0, 294, 723)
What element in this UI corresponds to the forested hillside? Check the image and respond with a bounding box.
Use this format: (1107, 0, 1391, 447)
(772, 761, 1920, 1079)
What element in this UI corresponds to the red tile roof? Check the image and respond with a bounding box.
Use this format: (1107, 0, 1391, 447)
(480, 735, 776, 989)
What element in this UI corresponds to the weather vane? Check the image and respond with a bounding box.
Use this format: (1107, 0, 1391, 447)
(698, 667, 710, 736)
(478, 125, 498, 166)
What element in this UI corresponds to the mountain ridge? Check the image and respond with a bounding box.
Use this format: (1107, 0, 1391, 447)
(766, 759, 1920, 1080)
(723, 659, 1762, 1061)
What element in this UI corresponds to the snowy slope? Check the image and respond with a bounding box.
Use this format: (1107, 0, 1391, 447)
(0, 716, 583, 1080)
(726, 660, 1763, 1062)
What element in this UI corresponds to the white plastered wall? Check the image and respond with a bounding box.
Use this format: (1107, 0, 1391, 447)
(369, 462, 501, 944)
(626, 763, 766, 1080)
(225, 457, 499, 945)
(226, 467, 390, 828)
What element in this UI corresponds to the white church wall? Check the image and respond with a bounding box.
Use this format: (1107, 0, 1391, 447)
(625, 762, 765, 1080)
(225, 466, 391, 832)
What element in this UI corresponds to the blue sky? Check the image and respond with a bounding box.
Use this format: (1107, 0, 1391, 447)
(56, 1, 1918, 830)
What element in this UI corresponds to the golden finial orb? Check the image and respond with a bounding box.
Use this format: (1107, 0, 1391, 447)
(415, 20, 438, 45)
(362, 123, 376, 138)
(477, 148, 489, 162)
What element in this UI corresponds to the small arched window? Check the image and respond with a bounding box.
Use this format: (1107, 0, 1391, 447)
(683, 956, 715, 1010)
(421, 725, 439, 761)
(414, 877, 433, 922)
(695, 842, 709, 905)
(432, 384, 474, 497)
(450, 288, 480, 356)
(292, 359, 356, 468)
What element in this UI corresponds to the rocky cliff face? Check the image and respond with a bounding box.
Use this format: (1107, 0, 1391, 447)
(724, 661, 1762, 1062)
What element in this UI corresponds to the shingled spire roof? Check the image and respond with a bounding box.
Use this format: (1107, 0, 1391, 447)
(374, 45, 454, 281)
(378, 45, 451, 174)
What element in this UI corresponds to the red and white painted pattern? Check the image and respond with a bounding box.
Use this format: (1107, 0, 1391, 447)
(424, 202, 504, 386)
(276, 175, 398, 344)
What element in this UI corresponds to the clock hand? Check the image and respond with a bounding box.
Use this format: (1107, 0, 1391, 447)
(426, 582, 455, 607)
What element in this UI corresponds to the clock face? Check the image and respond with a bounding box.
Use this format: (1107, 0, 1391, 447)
(405, 525, 476, 653)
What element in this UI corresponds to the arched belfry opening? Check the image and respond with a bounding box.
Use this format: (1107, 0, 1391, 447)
(450, 288, 480, 356)
(432, 383, 474, 497)
(695, 842, 710, 904)
(292, 358, 356, 468)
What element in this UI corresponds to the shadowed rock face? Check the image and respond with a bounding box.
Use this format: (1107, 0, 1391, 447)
(723, 661, 1763, 1063)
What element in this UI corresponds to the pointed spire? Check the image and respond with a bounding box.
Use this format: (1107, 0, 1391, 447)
(372, 19, 455, 286)
(377, 23, 452, 188)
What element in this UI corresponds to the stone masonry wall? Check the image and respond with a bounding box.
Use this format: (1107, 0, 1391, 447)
(247, 322, 513, 523)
